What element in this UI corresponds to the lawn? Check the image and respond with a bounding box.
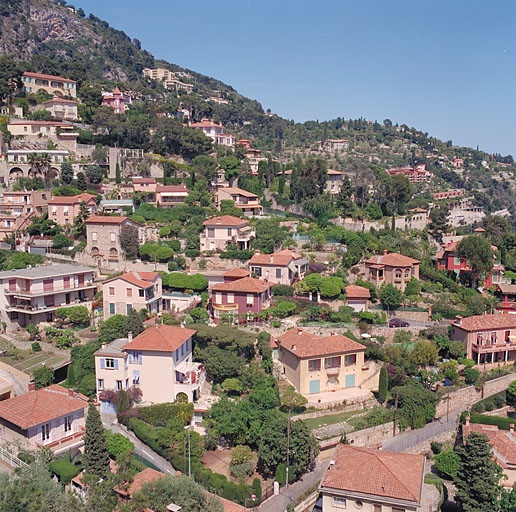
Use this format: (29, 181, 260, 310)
(302, 410, 364, 431)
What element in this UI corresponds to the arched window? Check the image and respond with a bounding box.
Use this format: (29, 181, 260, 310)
(405, 269, 410, 278)
(91, 247, 99, 256)
(395, 269, 402, 279)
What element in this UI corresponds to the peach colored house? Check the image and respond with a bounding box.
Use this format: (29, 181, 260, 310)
(363, 251, 420, 291)
(156, 184, 189, 207)
(48, 193, 97, 227)
(95, 325, 204, 408)
(38, 98, 79, 121)
(275, 329, 377, 398)
(462, 418, 516, 488)
(132, 177, 157, 197)
(22, 72, 77, 98)
(0, 190, 50, 217)
(345, 284, 370, 312)
(320, 444, 428, 512)
(249, 249, 308, 285)
(215, 187, 263, 216)
(450, 314, 516, 365)
(103, 271, 162, 319)
(200, 215, 255, 252)
(0, 384, 88, 455)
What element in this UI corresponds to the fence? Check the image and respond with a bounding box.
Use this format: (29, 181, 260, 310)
(0, 446, 29, 470)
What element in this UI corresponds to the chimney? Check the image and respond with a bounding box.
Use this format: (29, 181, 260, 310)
(101, 343, 106, 350)
(297, 328, 303, 335)
(292, 345, 296, 352)
(383, 249, 388, 255)
(28, 382, 36, 392)
(254, 249, 260, 254)
(455, 315, 463, 326)
(128, 331, 133, 342)
(68, 389, 74, 397)
(465, 415, 470, 426)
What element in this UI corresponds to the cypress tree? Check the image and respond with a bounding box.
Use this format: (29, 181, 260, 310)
(66, 364, 75, 386)
(115, 162, 121, 184)
(378, 365, 388, 404)
(83, 403, 110, 479)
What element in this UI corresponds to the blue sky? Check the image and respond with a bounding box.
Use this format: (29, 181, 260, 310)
(75, 0, 516, 156)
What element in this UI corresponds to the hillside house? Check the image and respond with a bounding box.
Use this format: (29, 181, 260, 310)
(103, 272, 162, 319)
(0, 264, 96, 328)
(325, 169, 344, 194)
(215, 187, 263, 216)
(95, 325, 204, 407)
(0, 384, 88, 455)
(363, 251, 420, 291)
(48, 193, 97, 227)
(190, 119, 235, 147)
(101, 86, 131, 114)
(22, 72, 77, 98)
(210, 275, 272, 324)
(249, 249, 308, 285)
(386, 164, 431, 183)
(37, 98, 79, 121)
(345, 284, 370, 312)
(200, 215, 255, 252)
(156, 185, 189, 207)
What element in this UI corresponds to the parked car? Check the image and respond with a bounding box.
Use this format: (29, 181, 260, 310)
(388, 318, 410, 328)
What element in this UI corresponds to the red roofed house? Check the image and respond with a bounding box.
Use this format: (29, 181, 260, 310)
(462, 417, 516, 487)
(85, 215, 142, 264)
(101, 86, 131, 114)
(200, 215, 255, 252)
(115, 467, 165, 498)
(451, 314, 516, 365)
(320, 444, 428, 512)
(249, 249, 308, 285)
(156, 184, 189, 207)
(386, 164, 431, 183)
(363, 250, 420, 291)
(345, 284, 370, 312)
(102, 272, 162, 320)
(210, 274, 272, 325)
(39, 98, 79, 121)
(215, 187, 263, 216)
(0, 384, 88, 455)
(48, 193, 97, 227)
(95, 325, 204, 408)
(22, 71, 77, 98)
(275, 328, 378, 398)
(190, 118, 235, 147)
(132, 177, 157, 200)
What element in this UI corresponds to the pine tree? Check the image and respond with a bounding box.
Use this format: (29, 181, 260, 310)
(76, 172, 87, 191)
(335, 176, 354, 217)
(83, 403, 110, 479)
(454, 431, 502, 512)
(115, 162, 121, 184)
(378, 365, 388, 404)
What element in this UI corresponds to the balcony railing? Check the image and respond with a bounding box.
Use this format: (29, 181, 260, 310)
(37, 427, 85, 451)
(6, 297, 92, 314)
(4, 281, 96, 297)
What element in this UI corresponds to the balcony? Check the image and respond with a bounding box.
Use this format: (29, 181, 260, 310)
(325, 367, 340, 376)
(6, 298, 92, 315)
(37, 427, 85, 453)
(4, 281, 96, 298)
(212, 302, 238, 312)
(471, 341, 516, 353)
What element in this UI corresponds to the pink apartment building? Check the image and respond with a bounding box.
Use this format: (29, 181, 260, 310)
(0, 263, 96, 328)
(200, 215, 255, 252)
(0, 190, 50, 217)
(210, 274, 272, 324)
(95, 325, 204, 409)
(249, 249, 308, 285)
(48, 193, 97, 227)
(102, 271, 162, 320)
(0, 384, 88, 455)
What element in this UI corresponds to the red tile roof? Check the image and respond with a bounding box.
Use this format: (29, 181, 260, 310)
(322, 444, 424, 503)
(345, 284, 371, 299)
(211, 276, 271, 294)
(122, 325, 196, 352)
(220, 187, 258, 198)
(190, 119, 222, 128)
(43, 98, 78, 105)
(8, 120, 72, 127)
(23, 71, 76, 83)
(203, 215, 247, 227)
(249, 249, 300, 266)
(85, 215, 129, 225)
(327, 169, 343, 175)
(48, 193, 96, 205)
(275, 328, 365, 358)
(107, 271, 159, 289)
(365, 252, 420, 267)
(115, 468, 165, 497)
(0, 385, 88, 429)
(132, 177, 156, 185)
(452, 314, 516, 332)
(156, 185, 189, 193)
(223, 268, 250, 278)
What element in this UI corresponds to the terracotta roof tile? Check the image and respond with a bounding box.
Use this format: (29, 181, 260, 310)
(85, 215, 129, 224)
(48, 193, 96, 205)
(106, 271, 159, 289)
(203, 215, 248, 227)
(249, 249, 300, 266)
(276, 328, 365, 358)
(223, 268, 250, 278)
(122, 325, 196, 352)
(452, 314, 516, 332)
(0, 385, 88, 429)
(211, 276, 271, 294)
(116, 468, 165, 497)
(345, 284, 370, 299)
(23, 71, 76, 83)
(219, 187, 258, 198)
(156, 185, 189, 193)
(132, 177, 156, 184)
(365, 252, 420, 267)
(8, 120, 72, 127)
(327, 169, 343, 175)
(321, 444, 424, 503)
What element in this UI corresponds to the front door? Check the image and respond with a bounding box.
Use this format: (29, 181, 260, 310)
(345, 374, 356, 388)
(309, 380, 320, 394)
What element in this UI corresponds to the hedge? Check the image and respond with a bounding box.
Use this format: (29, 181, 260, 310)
(471, 390, 507, 414)
(129, 417, 161, 452)
(460, 412, 516, 430)
(49, 459, 80, 483)
(138, 402, 193, 427)
(271, 284, 294, 296)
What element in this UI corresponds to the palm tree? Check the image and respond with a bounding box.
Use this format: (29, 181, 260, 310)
(27, 153, 40, 178)
(39, 153, 52, 184)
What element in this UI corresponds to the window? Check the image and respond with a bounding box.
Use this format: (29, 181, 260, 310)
(395, 269, 402, 279)
(325, 356, 341, 369)
(104, 358, 116, 369)
(109, 303, 115, 314)
(64, 415, 73, 433)
(355, 502, 363, 509)
(129, 351, 142, 364)
(252, 266, 262, 277)
(110, 232, 116, 242)
(126, 288, 132, 297)
(345, 354, 357, 366)
(373, 506, 382, 512)
(139, 289, 144, 297)
(227, 293, 234, 303)
(404, 269, 410, 278)
(133, 370, 140, 384)
(332, 497, 347, 508)
(276, 268, 282, 279)
(491, 332, 497, 344)
(506, 330, 511, 343)
(308, 359, 321, 371)
(247, 294, 254, 306)
(127, 304, 132, 314)
(215, 292, 222, 304)
(92, 232, 98, 241)
(41, 423, 51, 441)
(109, 287, 115, 296)
(392, 509, 405, 512)
(97, 379, 104, 390)
(227, 228, 232, 236)
(116, 380, 122, 390)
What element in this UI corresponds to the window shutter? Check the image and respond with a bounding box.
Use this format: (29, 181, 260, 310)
(37, 427, 42, 444)
(128, 352, 133, 364)
(114, 359, 119, 370)
(62, 418, 65, 435)
(100, 358, 105, 369)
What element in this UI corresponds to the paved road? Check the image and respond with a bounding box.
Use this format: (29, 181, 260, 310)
(101, 416, 176, 475)
(259, 460, 329, 512)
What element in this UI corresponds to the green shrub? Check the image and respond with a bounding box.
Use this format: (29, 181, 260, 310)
(49, 459, 80, 483)
(462, 412, 516, 430)
(230, 462, 254, 479)
(434, 448, 460, 480)
(129, 418, 160, 453)
(275, 463, 286, 486)
(31, 342, 41, 352)
(106, 431, 134, 458)
(138, 402, 193, 427)
(271, 284, 294, 296)
(252, 477, 262, 503)
(431, 441, 443, 454)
